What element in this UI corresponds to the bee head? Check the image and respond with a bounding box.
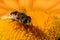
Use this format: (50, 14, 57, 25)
(10, 11, 18, 15)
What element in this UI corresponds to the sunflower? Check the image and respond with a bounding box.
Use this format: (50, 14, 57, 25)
(0, 0, 60, 40)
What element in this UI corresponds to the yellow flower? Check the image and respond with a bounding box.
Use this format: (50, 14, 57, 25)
(0, 0, 60, 40)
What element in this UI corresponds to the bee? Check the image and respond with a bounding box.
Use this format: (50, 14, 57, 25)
(58, 37, 60, 40)
(10, 11, 31, 26)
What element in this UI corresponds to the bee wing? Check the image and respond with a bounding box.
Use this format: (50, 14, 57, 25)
(0, 15, 12, 20)
(0, 14, 17, 20)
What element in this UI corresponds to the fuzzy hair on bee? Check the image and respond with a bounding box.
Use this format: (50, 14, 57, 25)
(10, 11, 31, 26)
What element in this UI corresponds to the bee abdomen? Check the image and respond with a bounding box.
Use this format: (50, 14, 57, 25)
(17, 13, 31, 25)
(21, 16, 31, 25)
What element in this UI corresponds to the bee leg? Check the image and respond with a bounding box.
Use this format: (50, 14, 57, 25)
(12, 19, 15, 21)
